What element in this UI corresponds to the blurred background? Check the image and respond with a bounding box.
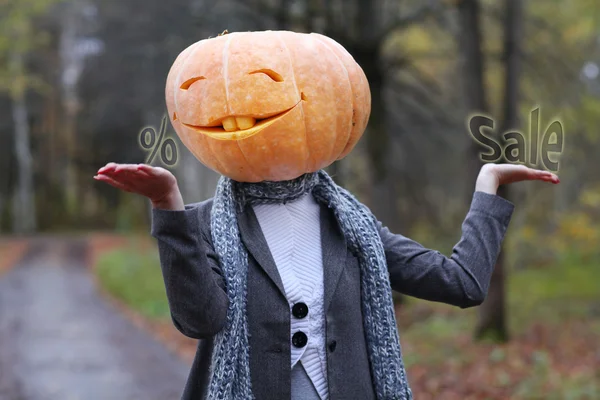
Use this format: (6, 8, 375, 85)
(1, 0, 599, 399)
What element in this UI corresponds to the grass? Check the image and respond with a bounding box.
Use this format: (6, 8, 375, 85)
(95, 239, 170, 320)
(508, 252, 600, 328)
(94, 237, 600, 399)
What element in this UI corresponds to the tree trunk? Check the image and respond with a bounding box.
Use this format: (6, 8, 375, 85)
(474, 0, 523, 342)
(355, 44, 404, 305)
(276, 0, 291, 29)
(475, 242, 508, 341)
(59, 3, 91, 217)
(352, 46, 401, 232)
(457, 0, 488, 188)
(11, 52, 36, 234)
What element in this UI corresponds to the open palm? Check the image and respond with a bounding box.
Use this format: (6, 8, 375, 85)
(476, 163, 559, 194)
(94, 163, 179, 205)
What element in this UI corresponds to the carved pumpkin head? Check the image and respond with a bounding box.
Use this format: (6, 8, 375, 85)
(165, 30, 371, 182)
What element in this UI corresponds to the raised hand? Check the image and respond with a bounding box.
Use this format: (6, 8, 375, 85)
(94, 163, 184, 210)
(475, 163, 560, 195)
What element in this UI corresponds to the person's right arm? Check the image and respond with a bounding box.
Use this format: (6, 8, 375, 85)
(94, 163, 228, 339)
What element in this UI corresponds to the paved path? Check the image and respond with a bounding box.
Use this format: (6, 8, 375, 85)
(0, 238, 189, 400)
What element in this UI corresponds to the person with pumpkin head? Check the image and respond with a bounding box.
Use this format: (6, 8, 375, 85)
(95, 31, 559, 400)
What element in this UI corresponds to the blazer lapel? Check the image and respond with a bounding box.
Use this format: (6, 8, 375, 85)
(320, 203, 348, 312)
(237, 206, 287, 300)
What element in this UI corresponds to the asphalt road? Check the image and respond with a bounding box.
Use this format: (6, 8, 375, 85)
(0, 238, 189, 400)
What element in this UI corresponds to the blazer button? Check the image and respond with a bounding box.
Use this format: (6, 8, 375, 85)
(292, 331, 308, 348)
(292, 302, 309, 319)
(328, 340, 337, 353)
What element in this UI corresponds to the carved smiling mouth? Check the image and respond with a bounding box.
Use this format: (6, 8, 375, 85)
(180, 100, 301, 140)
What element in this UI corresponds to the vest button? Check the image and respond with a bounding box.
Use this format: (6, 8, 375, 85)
(292, 331, 308, 348)
(328, 340, 337, 353)
(292, 302, 309, 319)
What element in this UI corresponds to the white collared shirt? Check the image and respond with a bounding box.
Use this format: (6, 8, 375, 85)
(252, 193, 328, 399)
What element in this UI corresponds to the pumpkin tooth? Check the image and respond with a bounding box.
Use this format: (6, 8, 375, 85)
(222, 117, 238, 132)
(236, 117, 256, 130)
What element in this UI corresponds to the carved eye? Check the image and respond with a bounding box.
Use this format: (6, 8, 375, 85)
(249, 69, 284, 82)
(180, 76, 206, 90)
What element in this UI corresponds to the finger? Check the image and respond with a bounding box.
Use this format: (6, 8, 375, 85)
(97, 168, 126, 179)
(543, 176, 560, 184)
(529, 169, 559, 183)
(511, 165, 533, 177)
(136, 164, 161, 177)
(539, 173, 560, 184)
(96, 168, 145, 188)
(529, 169, 550, 179)
(95, 170, 128, 185)
(97, 162, 118, 174)
(109, 165, 153, 182)
(135, 168, 152, 177)
(493, 163, 528, 177)
(516, 169, 560, 185)
(496, 165, 560, 185)
(93, 174, 133, 192)
(545, 171, 560, 183)
(498, 164, 528, 172)
(137, 164, 169, 178)
(99, 164, 140, 177)
(114, 164, 144, 174)
(112, 168, 149, 185)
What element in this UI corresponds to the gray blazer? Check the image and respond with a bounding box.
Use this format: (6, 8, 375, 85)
(150, 191, 514, 400)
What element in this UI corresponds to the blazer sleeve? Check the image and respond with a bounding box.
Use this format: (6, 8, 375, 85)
(151, 202, 229, 338)
(380, 191, 515, 308)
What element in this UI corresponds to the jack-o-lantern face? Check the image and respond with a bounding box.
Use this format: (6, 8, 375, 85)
(165, 30, 371, 182)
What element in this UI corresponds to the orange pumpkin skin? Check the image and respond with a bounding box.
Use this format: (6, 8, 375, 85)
(165, 30, 371, 182)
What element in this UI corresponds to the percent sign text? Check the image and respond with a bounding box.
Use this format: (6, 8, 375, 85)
(139, 116, 178, 166)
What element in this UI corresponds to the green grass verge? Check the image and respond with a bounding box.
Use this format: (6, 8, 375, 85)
(508, 251, 600, 330)
(96, 243, 170, 320)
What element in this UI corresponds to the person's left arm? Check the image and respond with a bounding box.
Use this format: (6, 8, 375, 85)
(382, 164, 558, 308)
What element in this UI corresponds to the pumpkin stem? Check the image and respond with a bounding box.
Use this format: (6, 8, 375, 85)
(219, 29, 229, 36)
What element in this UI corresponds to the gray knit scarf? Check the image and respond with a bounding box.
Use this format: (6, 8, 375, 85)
(207, 170, 412, 400)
